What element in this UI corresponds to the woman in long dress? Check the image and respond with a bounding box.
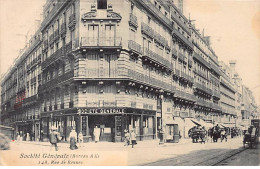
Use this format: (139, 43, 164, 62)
(93, 126, 100, 143)
(69, 128, 78, 150)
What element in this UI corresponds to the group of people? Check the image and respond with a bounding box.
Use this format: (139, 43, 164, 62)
(49, 126, 83, 151)
(124, 129, 137, 148)
(48, 126, 138, 151)
(16, 131, 32, 142)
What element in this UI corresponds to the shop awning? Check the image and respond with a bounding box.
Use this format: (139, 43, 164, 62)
(184, 118, 197, 128)
(190, 118, 213, 128)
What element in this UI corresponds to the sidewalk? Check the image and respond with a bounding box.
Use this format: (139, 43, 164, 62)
(13, 137, 200, 149)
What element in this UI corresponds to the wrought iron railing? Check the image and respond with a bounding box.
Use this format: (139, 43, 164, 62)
(81, 37, 122, 47)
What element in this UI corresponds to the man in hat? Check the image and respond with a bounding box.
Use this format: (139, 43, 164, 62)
(49, 126, 60, 151)
(130, 129, 137, 148)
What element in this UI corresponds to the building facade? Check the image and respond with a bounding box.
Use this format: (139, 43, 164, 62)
(1, 0, 258, 142)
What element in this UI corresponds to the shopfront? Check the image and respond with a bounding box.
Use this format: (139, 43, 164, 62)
(40, 108, 156, 142)
(78, 108, 156, 142)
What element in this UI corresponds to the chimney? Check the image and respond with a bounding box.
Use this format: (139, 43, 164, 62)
(229, 60, 237, 71)
(204, 36, 211, 46)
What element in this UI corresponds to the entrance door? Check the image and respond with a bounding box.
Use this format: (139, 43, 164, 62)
(173, 124, 179, 143)
(88, 115, 115, 142)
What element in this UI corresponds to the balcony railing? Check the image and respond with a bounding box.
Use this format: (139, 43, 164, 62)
(210, 63, 221, 75)
(193, 51, 210, 69)
(143, 47, 172, 70)
(128, 40, 143, 55)
(138, 0, 172, 30)
(194, 82, 213, 95)
(154, 31, 168, 47)
(41, 0, 68, 29)
(42, 47, 66, 69)
(129, 13, 138, 28)
(141, 22, 154, 39)
(38, 70, 74, 92)
(127, 69, 172, 92)
(81, 37, 122, 48)
(172, 29, 193, 49)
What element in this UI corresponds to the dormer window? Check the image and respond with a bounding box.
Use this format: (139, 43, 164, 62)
(97, 0, 107, 9)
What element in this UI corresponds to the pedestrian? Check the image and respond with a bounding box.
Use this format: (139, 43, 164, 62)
(124, 130, 130, 146)
(93, 126, 100, 143)
(130, 129, 137, 148)
(16, 132, 20, 143)
(69, 128, 78, 150)
(26, 133, 30, 141)
(49, 126, 60, 151)
(78, 132, 83, 147)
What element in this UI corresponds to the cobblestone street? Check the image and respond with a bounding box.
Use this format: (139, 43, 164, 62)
(4, 137, 258, 166)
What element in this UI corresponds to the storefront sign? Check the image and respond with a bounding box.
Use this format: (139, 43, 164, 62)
(78, 108, 125, 114)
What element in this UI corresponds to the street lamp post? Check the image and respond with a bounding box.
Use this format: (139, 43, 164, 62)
(159, 90, 164, 145)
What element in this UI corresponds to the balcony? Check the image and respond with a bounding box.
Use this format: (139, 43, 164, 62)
(128, 40, 142, 55)
(38, 70, 74, 92)
(138, 0, 172, 30)
(194, 82, 213, 95)
(193, 52, 210, 69)
(210, 63, 221, 75)
(212, 103, 222, 111)
(68, 13, 76, 30)
(196, 98, 212, 108)
(129, 13, 138, 29)
(175, 89, 196, 102)
(41, 0, 68, 30)
(141, 22, 154, 39)
(42, 47, 66, 69)
(154, 31, 168, 47)
(170, 10, 190, 35)
(81, 37, 122, 49)
(127, 69, 173, 92)
(172, 29, 193, 49)
(143, 47, 172, 70)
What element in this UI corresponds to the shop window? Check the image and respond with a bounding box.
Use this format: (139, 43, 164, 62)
(97, 0, 107, 9)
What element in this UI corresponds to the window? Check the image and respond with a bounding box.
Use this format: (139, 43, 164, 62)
(97, 0, 107, 9)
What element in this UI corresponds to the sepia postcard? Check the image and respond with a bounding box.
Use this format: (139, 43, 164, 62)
(0, 0, 259, 166)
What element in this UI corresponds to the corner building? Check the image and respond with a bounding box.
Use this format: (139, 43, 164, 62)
(38, 0, 198, 142)
(2, 0, 245, 143)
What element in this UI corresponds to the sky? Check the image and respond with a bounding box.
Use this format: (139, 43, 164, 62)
(0, 0, 259, 105)
(183, 0, 260, 105)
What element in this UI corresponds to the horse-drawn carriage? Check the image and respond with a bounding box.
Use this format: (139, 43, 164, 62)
(243, 125, 258, 148)
(189, 126, 207, 144)
(208, 125, 227, 142)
